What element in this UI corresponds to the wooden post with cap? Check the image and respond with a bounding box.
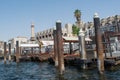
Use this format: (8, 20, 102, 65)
(16, 41, 19, 63)
(94, 13, 104, 74)
(4, 42, 7, 64)
(56, 20, 65, 75)
(53, 29, 58, 67)
(8, 43, 11, 62)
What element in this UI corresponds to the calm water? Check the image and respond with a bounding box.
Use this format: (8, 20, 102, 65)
(0, 61, 120, 80)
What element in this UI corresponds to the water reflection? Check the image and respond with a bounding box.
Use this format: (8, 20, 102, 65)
(56, 74, 67, 80)
(99, 74, 107, 80)
(0, 61, 119, 80)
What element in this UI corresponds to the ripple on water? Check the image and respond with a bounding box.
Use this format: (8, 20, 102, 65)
(0, 61, 120, 80)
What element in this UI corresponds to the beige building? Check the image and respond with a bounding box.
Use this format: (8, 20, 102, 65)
(0, 41, 4, 49)
(8, 36, 28, 49)
(36, 23, 73, 41)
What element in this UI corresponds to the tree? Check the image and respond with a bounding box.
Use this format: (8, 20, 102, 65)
(74, 9, 81, 28)
(72, 24, 80, 36)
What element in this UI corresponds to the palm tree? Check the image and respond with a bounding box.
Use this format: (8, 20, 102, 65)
(74, 9, 81, 28)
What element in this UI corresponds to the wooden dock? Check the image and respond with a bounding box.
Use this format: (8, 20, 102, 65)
(14, 53, 54, 62)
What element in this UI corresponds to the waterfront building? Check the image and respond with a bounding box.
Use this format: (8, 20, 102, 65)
(0, 41, 4, 54)
(65, 24, 73, 37)
(8, 36, 28, 49)
(35, 23, 73, 41)
(0, 41, 4, 49)
(85, 15, 120, 52)
(35, 15, 120, 52)
(88, 15, 120, 35)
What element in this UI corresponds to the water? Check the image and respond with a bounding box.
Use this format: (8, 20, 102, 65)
(0, 61, 120, 80)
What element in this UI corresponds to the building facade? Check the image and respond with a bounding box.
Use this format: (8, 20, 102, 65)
(35, 23, 73, 41)
(35, 15, 120, 46)
(8, 36, 28, 49)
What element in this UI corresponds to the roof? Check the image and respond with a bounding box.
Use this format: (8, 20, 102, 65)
(20, 44, 39, 47)
(41, 41, 54, 46)
(63, 36, 92, 42)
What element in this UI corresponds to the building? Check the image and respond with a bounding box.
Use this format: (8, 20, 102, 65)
(0, 41, 4, 54)
(35, 15, 120, 49)
(36, 23, 73, 41)
(30, 22, 36, 41)
(0, 41, 4, 49)
(8, 36, 28, 49)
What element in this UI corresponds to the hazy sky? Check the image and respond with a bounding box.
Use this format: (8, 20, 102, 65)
(0, 0, 119, 41)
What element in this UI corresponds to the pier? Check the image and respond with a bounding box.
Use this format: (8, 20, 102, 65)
(1, 13, 120, 76)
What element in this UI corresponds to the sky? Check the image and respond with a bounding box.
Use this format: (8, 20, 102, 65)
(0, 0, 119, 41)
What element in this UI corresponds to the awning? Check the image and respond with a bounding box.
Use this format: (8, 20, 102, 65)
(20, 44, 39, 47)
(40, 41, 54, 46)
(85, 37, 92, 41)
(63, 36, 92, 42)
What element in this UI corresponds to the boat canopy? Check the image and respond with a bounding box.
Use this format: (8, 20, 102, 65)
(40, 41, 54, 46)
(63, 36, 92, 42)
(20, 44, 39, 47)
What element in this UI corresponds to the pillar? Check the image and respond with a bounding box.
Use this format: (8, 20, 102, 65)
(69, 42, 72, 54)
(94, 13, 104, 74)
(78, 29, 87, 69)
(8, 43, 11, 62)
(30, 22, 35, 41)
(31, 47, 33, 54)
(16, 41, 19, 63)
(4, 42, 7, 64)
(53, 30, 58, 67)
(56, 20, 65, 74)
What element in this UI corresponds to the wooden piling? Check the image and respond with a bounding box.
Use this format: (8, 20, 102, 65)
(16, 41, 19, 63)
(69, 42, 72, 54)
(31, 47, 33, 54)
(8, 43, 11, 62)
(19, 47, 21, 55)
(94, 13, 104, 74)
(53, 30, 58, 67)
(56, 20, 65, 74)
(4, 42, 7, 64)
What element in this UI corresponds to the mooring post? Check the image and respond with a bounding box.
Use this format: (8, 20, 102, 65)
(39, 44, 41, 53)
(14, 48, 15, 54)
(94, 49, 97, 59)
(4, 42, 7, 64)
(16, 41, 19, 63)
(94, 13, 104, 74)
(8, 43, 11, 62)
(69, 42, 72, 54)
(31, 47, 33, 54)
(56, 20, 65, 75)
(53, 30, 58, 67)
(79, 29, 87, 69)
(19, 47, 21, 55)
